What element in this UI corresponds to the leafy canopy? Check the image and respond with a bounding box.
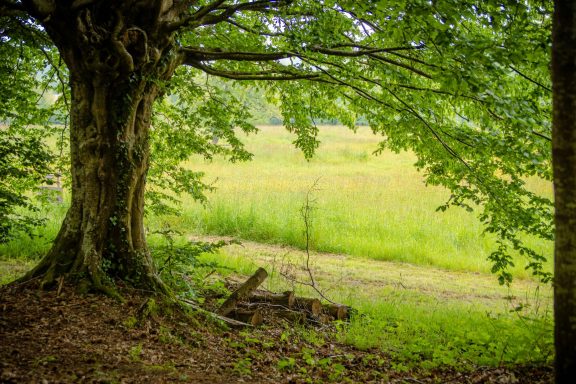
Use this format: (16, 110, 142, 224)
(0, 0, 552, 283)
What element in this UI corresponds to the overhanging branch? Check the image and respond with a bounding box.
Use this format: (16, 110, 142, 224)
(181, 47, 296, 62)
(368, 53, 433, 79)
(188, 61, 321, 81)
(168, 0, 293, 31)
(509, 65, 552, 93)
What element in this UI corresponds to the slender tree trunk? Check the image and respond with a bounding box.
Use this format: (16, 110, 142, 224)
(552, 2, 576, 382)
(19, 3, 182, 293)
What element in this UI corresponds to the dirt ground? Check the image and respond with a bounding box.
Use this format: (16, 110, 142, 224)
(0, 280, 554, 384)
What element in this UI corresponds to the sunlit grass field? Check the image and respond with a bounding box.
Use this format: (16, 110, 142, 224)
(0, 124, 555, 368)
(160, 125, 553, 280)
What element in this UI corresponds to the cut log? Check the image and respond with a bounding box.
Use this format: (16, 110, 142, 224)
(232, 309, 264, 326)
(294, 297, 322, 317)
(318, 314, 333, 324)
(249, 291, 295, 308)
(218, 267, 268, 316)
(276, 310, 307, 324)
(324, 304, 349, 321)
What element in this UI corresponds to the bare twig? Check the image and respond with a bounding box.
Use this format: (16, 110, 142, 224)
(279, 178, 337, 305)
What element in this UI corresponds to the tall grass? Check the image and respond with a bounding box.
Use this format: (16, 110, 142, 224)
(0, 124, 554, 369)
(158, 125, 553, 279)
(0, 201, 67, 260)
(2, 125, 553, 279)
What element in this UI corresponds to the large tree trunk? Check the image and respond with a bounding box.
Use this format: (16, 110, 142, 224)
(24, 77, 162, 292)
(20, 3, 181, 293)
(552, 1, 576, 382)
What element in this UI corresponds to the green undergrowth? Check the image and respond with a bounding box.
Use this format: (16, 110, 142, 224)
(0, 202, 66, 261)
(0, 225, 554, 372)
(340, 301, 553, 370)
(191, 241, 554, 371)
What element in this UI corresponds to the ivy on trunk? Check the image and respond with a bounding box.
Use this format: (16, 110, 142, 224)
(19, 1, 182, 291)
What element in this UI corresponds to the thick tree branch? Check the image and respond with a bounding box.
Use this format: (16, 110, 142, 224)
(181, 47, 295, 62)
(179, 45, 433, 74)
(71, 0, 97, 10)
(308, 45, 418, 58)
(168, 0, 293, 31)
(368, 53, 433, 79)
(165, 0, 225, 30)
(195, 0, 227, 20)
(188, 61, 321, 81)
(330, 42, 424, 52)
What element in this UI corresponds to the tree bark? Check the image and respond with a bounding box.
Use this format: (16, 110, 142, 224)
(552, 2, 576, 382)
(19, 3, 182, 294)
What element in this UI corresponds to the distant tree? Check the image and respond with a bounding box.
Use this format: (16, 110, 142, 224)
(0, 0, 552, 309)
(0, 18, 60, 243)
(552, 0, 576, 381)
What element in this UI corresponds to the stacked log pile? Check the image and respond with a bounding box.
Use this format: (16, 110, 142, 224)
(215, 267, 353, 327)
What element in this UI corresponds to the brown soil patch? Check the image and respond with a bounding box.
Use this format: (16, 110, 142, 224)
(0, 283, 553, 383)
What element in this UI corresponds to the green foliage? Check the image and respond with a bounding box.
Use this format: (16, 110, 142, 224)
(0, 133, 53, 243)
(232, 357, 253, 376)
(0, 17, 66, 243)
(0, 0, 554, 284)
(148, 226, 238, 297)
(128, 343, 143, 362)
(339, 300, 554, 370)
(173, 0, 553, 283)
(277, 357, 296, 371)
(147, 69, 258, 215)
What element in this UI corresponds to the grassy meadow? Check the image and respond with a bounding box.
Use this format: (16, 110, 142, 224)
(160, 124, 553, 279)
(0, 124, 555, 370)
